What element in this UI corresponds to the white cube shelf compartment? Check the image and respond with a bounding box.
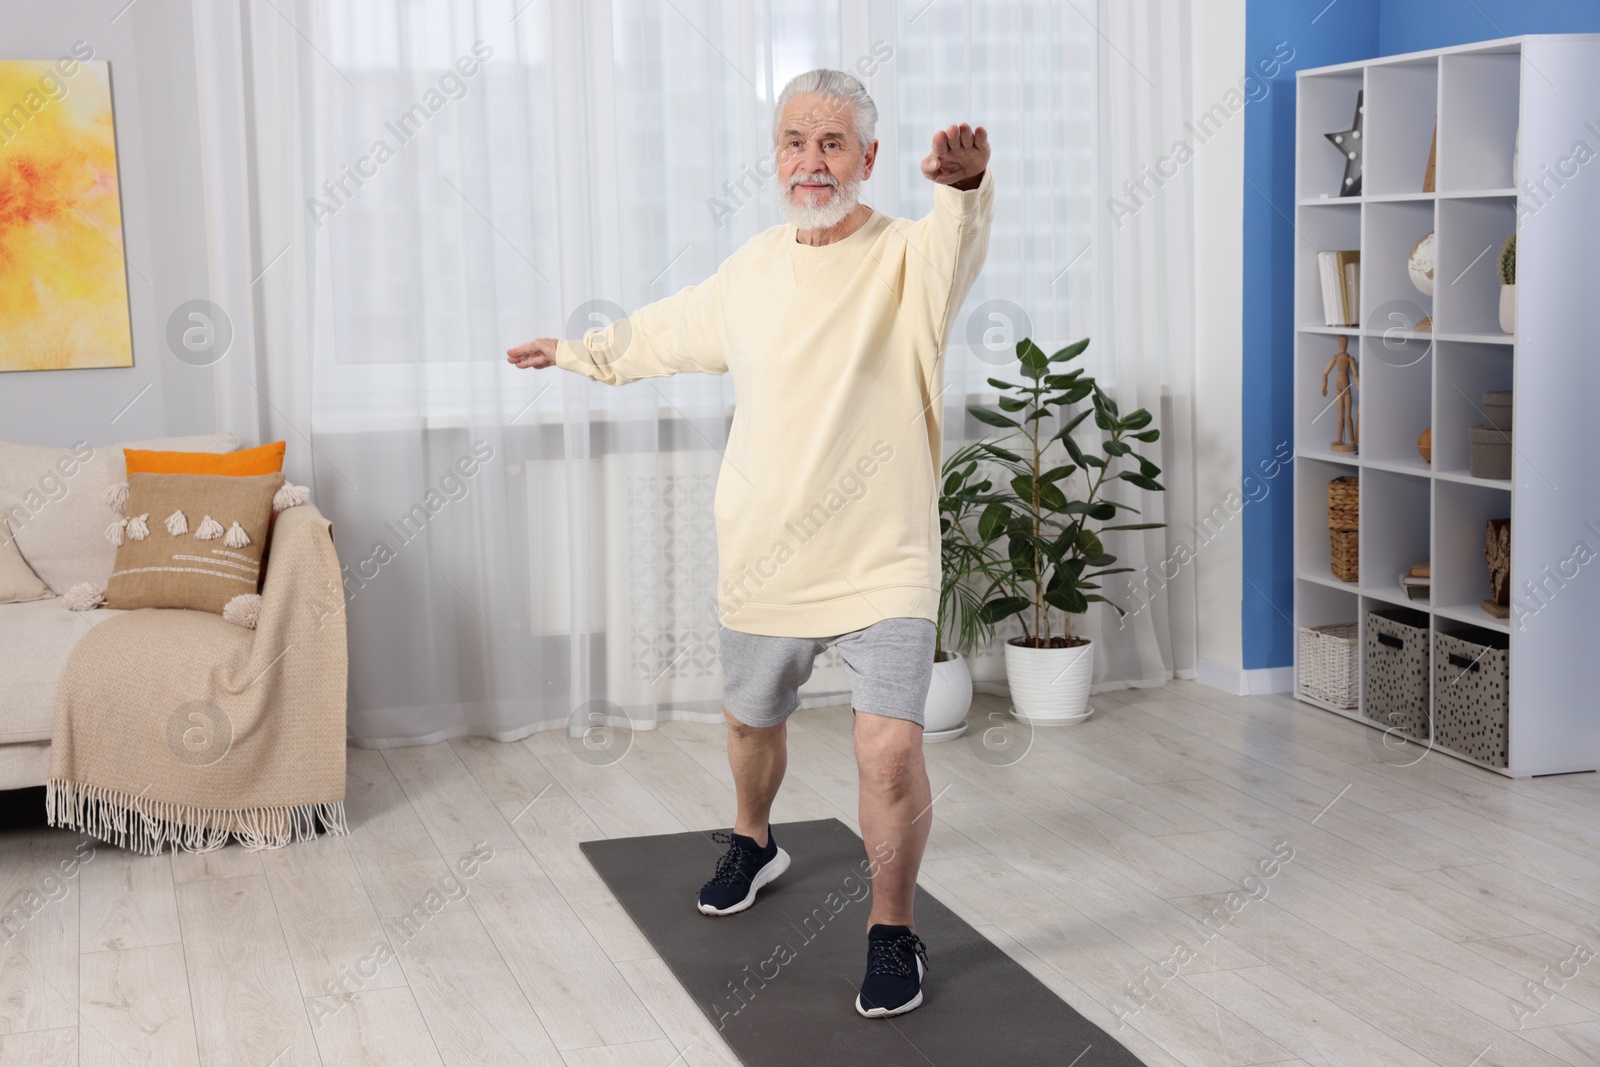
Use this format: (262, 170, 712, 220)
(1292, 35, 1600, 777)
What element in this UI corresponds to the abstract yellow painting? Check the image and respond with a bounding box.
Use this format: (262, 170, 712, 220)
(0, 55, 133, 372)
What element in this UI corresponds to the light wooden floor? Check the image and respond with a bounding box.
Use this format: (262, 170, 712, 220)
(4, 680, 1600, 1066)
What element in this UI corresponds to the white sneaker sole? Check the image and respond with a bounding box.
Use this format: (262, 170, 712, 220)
(697, 847, 790, 916)
(855, 956, 925, 1018)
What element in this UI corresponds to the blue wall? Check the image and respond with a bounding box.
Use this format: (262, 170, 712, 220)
(1240, 0, 1378, 670)
(1240, 0, 1600, 670)
(1379, 1, 1600, 56)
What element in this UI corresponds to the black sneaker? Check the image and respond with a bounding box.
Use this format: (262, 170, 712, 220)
(696, 829, 790, 915)
(856, 924, 929, 1018)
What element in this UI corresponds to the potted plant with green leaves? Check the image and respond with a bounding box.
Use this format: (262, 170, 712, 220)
(966, 336, 1166, 723)
(921, 440, 1007, 739)
(1498, 233, 1515, 335)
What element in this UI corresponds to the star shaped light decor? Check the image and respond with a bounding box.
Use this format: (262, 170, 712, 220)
(1325, 91, 1365, 197)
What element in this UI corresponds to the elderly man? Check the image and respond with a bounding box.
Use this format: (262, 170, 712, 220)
(508, 68, 993, 1018)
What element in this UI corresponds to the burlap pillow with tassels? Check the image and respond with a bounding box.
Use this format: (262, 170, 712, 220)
(102, 471, 285, 616)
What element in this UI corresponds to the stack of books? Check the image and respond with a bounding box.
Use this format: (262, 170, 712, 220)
(1400, 561, 1429, 601)
(1318, 250, 1360, 327)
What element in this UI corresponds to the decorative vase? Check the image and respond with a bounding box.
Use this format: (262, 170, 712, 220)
(1418, 426, 1431, 464)
(1004, 638, 1094, 724)
(1499, 284, 1515, 335)
(922, 651, 972, 741)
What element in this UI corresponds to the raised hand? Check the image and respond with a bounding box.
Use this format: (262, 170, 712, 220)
(920, 123, 989, 190)
(507, 338, 558, 369)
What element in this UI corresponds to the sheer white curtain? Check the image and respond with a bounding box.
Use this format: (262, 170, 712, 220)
(1086, 0, 1199, 688)
(191, 0, 1195, 747)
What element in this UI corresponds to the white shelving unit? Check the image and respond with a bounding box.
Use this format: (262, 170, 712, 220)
(1292, 36, 1600, 777)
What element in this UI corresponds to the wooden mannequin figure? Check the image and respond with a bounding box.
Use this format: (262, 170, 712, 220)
(1321, 334, 1359, 453)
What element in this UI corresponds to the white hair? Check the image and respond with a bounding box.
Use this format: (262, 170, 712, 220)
(772, 68, 878, 149)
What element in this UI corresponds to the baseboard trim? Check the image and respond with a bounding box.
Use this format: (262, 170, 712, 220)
(1195, 658, 1294, 696)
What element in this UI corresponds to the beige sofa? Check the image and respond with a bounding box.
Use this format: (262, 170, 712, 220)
(0, 594, 123, 790)
(0, 433, 249, 790)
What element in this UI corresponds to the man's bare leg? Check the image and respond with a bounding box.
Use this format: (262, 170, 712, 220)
(697, 706, 791, 916)
(854, 711, 931, 930)
(724, 705, 786, 847)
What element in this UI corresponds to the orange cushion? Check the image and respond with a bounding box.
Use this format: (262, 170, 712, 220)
(124, 440, 285, 477)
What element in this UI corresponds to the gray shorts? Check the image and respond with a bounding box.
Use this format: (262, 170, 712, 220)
(718, 617, 936, 729)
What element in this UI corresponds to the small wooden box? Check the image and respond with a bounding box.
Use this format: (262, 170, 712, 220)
(1469, 426, 1512, 480)
(1483, 390, 1513, 432)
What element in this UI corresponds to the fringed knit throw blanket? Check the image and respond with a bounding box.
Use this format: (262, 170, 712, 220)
(47, 505, 348, 854)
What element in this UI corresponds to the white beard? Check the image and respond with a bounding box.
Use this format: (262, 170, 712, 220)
(777, 168, 863, 231)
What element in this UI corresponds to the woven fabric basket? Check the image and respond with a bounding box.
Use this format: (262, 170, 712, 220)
(1328, 475, 1359, 581)
(1298, 622, 1359, 708)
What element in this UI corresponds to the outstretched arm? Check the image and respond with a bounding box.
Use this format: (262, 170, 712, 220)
(507, 269, 730, 386)
(904, 124, 997, 384)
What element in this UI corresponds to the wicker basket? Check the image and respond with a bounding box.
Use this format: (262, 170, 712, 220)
(1328, 475, 1359, 582)
(1330, 530, 1358, 582)
(1297, 622, 1359, 708)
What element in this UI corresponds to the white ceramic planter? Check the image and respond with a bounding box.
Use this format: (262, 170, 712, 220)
(1500, 284, 1516, 335)
(922, 651, 972, 741)
(1004, 633, 1094, 726)
(1004, 638, 1094, 724)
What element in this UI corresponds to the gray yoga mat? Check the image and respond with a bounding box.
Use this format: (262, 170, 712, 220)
(580, 817, 1146, 1066)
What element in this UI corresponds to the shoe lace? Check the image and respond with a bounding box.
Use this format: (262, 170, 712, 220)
(707, 830, 753, 887)
(866, 933, 929, 979)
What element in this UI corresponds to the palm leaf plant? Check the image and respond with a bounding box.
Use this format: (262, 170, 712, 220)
(966, 336, 1166, 647)
(935, 440, 1009, 661)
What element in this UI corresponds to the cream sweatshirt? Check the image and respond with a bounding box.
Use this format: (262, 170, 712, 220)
(554, 169, 996, 637)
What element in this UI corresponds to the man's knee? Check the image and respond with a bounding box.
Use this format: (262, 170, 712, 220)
(855, 717, 924, 798)
(723, 705, 783, 743)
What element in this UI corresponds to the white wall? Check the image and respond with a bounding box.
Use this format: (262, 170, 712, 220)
(1189, 0, 1247, 675)
(0, 0, 215, 448)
